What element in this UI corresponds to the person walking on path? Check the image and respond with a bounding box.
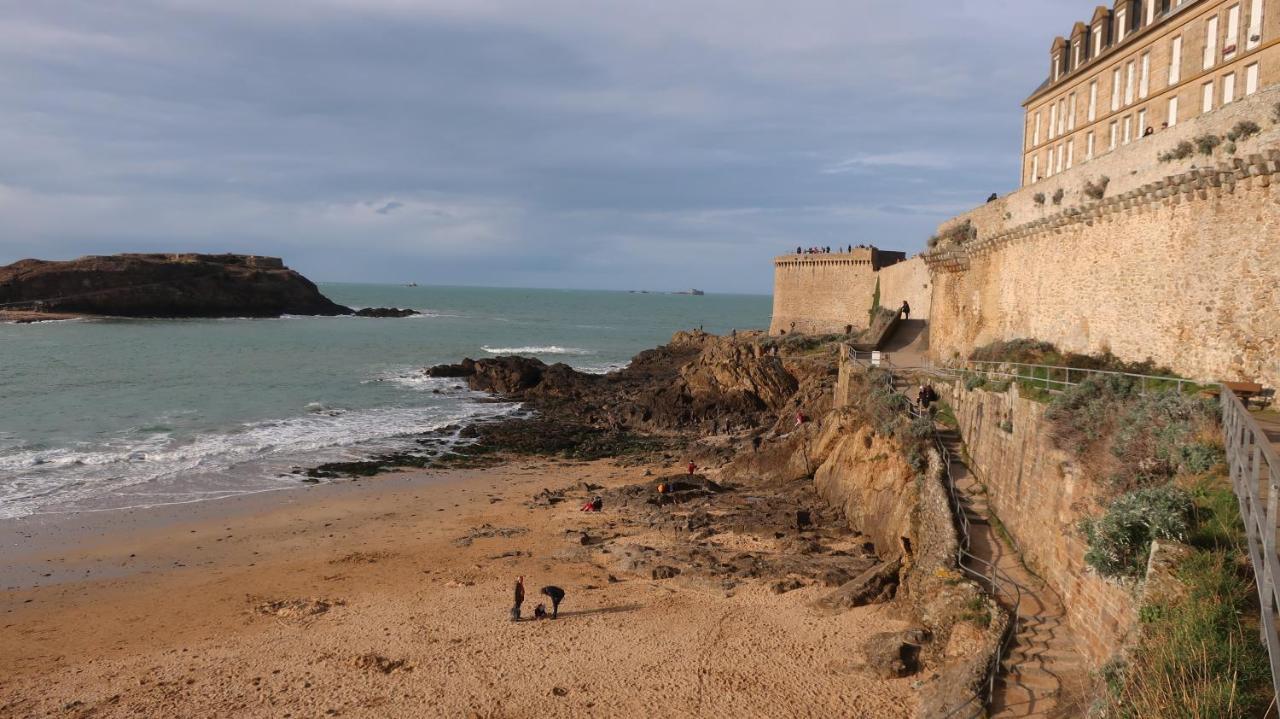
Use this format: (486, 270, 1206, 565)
(900, 300, 911, 321)
(512, 576, 525, 621)
(540, 586, 566, 619)
(687, 461, 697, 477)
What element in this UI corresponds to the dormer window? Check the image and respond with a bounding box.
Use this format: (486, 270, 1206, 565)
(1117, 9, 1128, 41)
(1094, 25, 1106, 55)
(1054, 53, 1062, 81)
(1073, 40, 1082, 68)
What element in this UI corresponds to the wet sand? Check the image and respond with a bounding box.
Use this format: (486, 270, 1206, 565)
(0, 459, 918, 718)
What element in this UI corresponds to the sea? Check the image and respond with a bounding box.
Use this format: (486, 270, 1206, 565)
(0, 284, 769, 520)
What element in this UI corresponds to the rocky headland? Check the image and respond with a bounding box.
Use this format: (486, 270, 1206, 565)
(0, 253, 352, 318)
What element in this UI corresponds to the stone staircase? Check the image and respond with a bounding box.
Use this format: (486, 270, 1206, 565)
(936, 429, 1089, 719)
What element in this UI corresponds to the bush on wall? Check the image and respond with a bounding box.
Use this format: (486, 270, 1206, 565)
(1080, 485, 1194, 578)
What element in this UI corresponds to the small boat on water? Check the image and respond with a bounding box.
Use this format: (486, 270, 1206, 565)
(404, 282, 418, 287)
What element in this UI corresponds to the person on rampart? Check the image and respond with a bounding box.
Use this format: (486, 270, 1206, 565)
(901, 300, 911, 321)
(511, 576, 525, 621)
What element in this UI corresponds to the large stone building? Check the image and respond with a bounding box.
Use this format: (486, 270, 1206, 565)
(1023, 0, 1279, 187)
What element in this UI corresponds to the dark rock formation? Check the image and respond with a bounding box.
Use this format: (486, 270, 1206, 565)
(0, 253, 352, 318)
(354, 307, 419, 318)
(426, 330, 802, 433)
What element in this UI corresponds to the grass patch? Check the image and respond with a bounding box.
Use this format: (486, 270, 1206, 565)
(933, 401, 959, 430)
(1104, 548, 1272, 718)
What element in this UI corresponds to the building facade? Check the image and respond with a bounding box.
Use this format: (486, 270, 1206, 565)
(1022, 0, 1280, 186)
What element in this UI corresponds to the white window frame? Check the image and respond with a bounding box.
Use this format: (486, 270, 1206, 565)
(1086, 131, 1095, 160)
(1168, 96, 1179, 126)
(1067, 140, 1074, 169)
(1033, 111, 1042, 145)
(1203, 80, 1215, 113)
(1246, 62, 1260, 95)
(1117, 9, 1128, 42)
(1112, 68, 1122, 110)
(1031, 155, 1040, 183)
(1074, 40, 1082, 69)
(1094, 25, 1105, 56)
(1123, 115, 1133, 144)
(1049, 102, 1058, 139)
(1058, 143, 1066, 172)
(1248, 0, 1263, 50)
(1109, 121, 1118, 149)
(1225, 5, 1241, 60)
(1170, 36, 1183, 85)
(1054, 52, 1062, 82)
(1125, 60, 1136, 105)
(1088, 81, 1098, 121)
(1140, 52, 1150, 98)
(1146, 0, 1156, 26)
(1059, 98, 1067, 134)
(1137, 109, 1147, 137)
(1205, 15, 1219, 70)
(1223, 72, 1236, 104)
(1068, 93, 1077, 130)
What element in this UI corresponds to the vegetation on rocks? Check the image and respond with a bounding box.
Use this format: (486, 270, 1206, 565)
(1158, 140, 1196, 163)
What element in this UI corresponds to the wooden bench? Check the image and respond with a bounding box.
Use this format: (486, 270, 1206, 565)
(1220, 381, 1267, 408)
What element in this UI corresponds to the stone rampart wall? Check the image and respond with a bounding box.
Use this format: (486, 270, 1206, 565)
(927, 147, 1280, 388)
(769, 256, 880, 335)
(949, 383, 1138, 668)
(878, 257, 931, 321)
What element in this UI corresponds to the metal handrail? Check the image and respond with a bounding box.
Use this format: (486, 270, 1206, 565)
(1222, 386, 1280, 701)
(885, 380, 1023, 718)
(954, 359, 1206, 395)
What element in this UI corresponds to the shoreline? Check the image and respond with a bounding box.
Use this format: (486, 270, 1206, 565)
(0, 455, 920, 718)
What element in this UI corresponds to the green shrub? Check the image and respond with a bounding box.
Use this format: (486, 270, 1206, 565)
(1051, 188, 1065, 205)
(1083, 176, 1110, 200)
(1158, 141, 1196, 162)
(1109, 391, 1222, 489)
(1080, 485, 1194, 578)
(1194, 134, 1222, 156)
(999, 420, 1013, 433)
(1225, 141, 1237, 155)
(964, 373, 988, 391)
(1226, 120, 1261, 142)
(1045, 374, 1139, 454)
(1032, 192, 1046, 206)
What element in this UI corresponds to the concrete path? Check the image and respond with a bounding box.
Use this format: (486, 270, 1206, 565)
(882, 319, 930, 369)
(936, 428, 1089, 719)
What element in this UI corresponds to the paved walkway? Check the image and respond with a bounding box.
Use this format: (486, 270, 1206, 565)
(936, 428, 1089, 718)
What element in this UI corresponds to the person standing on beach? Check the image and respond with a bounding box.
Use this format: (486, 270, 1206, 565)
(540, 586, 566, 618)
(512, 576, 525, 621)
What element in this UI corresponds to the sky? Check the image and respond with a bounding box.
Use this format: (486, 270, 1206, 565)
(0, 1, 1087, 293)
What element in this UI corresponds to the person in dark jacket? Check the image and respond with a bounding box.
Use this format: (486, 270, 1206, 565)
(901, 300, 911, 320)
(512, 576, 525, 621)
(540, 586, 566, 618)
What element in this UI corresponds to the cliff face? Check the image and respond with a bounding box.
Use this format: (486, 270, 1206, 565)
(0, 254, 352, 318)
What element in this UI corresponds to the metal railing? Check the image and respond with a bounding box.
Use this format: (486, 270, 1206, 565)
(874, 373, 1023, 718)
(954, 359, 1206, 395)
(1222, 385, 1280, 700)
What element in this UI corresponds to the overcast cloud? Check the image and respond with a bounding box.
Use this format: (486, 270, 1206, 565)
(0, 1, 1083, 293)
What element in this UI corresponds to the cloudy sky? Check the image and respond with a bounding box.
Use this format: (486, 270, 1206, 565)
(0, 1, 1083, 293)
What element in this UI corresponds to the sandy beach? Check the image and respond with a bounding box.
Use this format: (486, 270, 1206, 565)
(0, 457, 919, 718)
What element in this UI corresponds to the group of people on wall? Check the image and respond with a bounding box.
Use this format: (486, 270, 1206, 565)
(794, 244, 872, 255)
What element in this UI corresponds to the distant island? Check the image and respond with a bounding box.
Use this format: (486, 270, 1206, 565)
(0, 253, 416, 320)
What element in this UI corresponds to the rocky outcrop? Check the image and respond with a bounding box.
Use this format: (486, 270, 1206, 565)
(354, 307, 419, 318)
(427, 331, 808, 433)
(0, 253, 352, 318)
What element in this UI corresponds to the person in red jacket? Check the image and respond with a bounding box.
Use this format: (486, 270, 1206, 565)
(687, 461, 697, 477)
